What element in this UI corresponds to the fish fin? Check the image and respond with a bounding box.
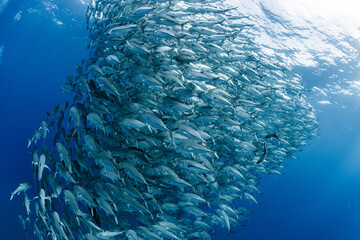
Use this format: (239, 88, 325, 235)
(71, 128, 78, 137)
(44, 165, 51, 171)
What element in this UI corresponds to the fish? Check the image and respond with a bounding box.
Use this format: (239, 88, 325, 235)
(97, 231, 124, 239)
(24, 193, 31, 221)
(27, 129, 42, 148)
(265, 133, 280, 140)
(10, 183, 31, 201)
(256, 142, 267, 164)
(13, 0, 319, 239)
(18, 215, 26, 232)
(56, 143, 72, 173)
(37, 154, 46, 181)
(64, 190, 81, 216)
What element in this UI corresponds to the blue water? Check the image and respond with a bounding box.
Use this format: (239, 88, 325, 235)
(1, 0, 360, 239)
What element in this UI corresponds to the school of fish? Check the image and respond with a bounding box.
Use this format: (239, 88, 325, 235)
(12, 0, 318, 239)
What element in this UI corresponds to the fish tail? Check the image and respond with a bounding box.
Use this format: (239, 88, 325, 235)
(137, 19, 146, 33)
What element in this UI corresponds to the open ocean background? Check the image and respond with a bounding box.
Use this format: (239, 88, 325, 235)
(1, 0, 360, 239)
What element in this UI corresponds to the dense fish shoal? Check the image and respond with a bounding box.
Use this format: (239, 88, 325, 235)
(12, 0, 318, 239)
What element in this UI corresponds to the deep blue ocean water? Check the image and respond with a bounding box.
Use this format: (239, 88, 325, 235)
(1, 0, 360, 239)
